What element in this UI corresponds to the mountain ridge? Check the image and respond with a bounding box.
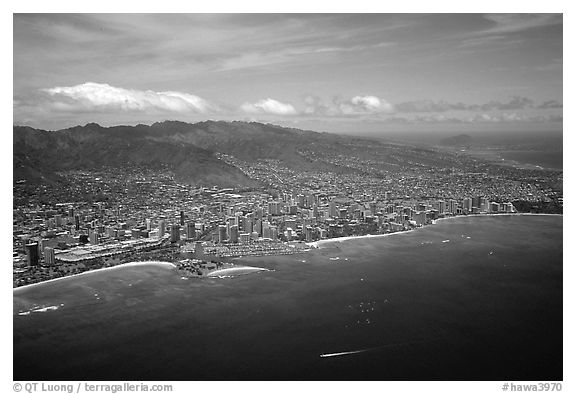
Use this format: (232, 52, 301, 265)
(13, 120, 354, 187)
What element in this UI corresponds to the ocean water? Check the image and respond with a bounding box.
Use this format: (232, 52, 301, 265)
(499, 150, 563, 170)
(13, 215, 562, 381)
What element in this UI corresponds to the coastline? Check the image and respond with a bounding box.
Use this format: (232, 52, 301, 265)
(308, 228, 417, 248)
(13, 261, 176, 293)
(433, 212, 562, 224)
(307, 213, 561, 249)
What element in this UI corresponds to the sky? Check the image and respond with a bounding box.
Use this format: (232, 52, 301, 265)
(13, 13, 563, 134)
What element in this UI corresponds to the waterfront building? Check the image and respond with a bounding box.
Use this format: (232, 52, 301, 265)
(414, 211, 426, 226)
(480, 197, 489, 212)
(463, 198, 472, 213)
(448, 199, 458, 214)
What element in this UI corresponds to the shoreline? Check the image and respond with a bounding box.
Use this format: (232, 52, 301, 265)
(433, 212, 562, 224)
(308, 228, 417, 248)
(13, 261, 176, 292)
(307, 213, 562, 248)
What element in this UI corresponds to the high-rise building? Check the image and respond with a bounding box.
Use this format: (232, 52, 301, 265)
(462, 198, 472, 212)
(186, 222, 195, 239)
(106, 227, 116, 238)
(74, 215, 80, 230)
(229, 225, 239, 243)
(413, 211, 426, 226)
(262, 222, 271, 239)
(448, 199, 458, 214)
(480, 197, 489, 212)
(243, 216, 253, 233)
(44, 246, 55, 265)
(89, 229, 99, 245)
(146, 219, 152, 231)
(472, 196, 482, 209)
(329, 201, 338, 218)
(194, 241, 204, 258)
(253, 219, 262, 237)
(232, 211, 240, 225)
(170, 225, 180, 243)
(268, 201, 282, 216)
(180, 210, 185, 226)
(218, 225, 228, 243)
(25, 243, 39, 266)
(305, 226, 313, 242)
(434, 200, 445, 214)
(158, 220, 166, 237)
(270, 225, 278, 241)
(255, 207, 263, 220)
(239, 233, 251, 244)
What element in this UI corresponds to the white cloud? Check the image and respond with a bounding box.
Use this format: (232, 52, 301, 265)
(43, 82, 214, 113)
(240, 98, 297, 115)
(337, 95, 394, 115)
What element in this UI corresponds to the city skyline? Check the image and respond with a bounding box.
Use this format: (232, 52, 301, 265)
(13, 13, 562, 134)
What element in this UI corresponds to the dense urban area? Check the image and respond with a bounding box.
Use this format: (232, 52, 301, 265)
(13, 138, 562, 288)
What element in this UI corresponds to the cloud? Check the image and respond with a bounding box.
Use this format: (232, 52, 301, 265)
(337, 95, 394, 115)
(469, 112, 562, 123)
(538, 100, 563, 109)
(479, 96, 533, 111)
(414, 114, 467, 123)
(240, 98, 297, 115)
(395, 100, 468, 113)
(481, 14, 562, 36)
(395, 96, 547, 113)
(303, 95, 335, 116)
(42, 82, 214, 113)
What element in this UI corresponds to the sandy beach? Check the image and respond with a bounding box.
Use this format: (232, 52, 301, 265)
(307, 228, 417, 248)
(13, 261, 176, 292)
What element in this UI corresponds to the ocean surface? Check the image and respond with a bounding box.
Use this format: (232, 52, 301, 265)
(13, 215, 563, 381)
(498, 150, 563, 170)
